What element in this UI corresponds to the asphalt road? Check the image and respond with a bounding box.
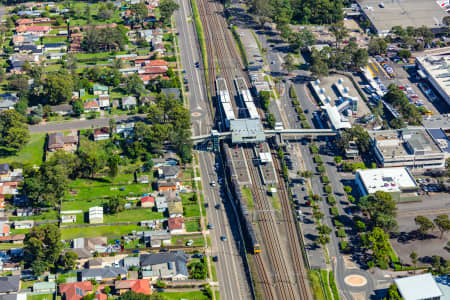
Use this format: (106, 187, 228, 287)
(29, 114, 147, 133)
(199, 152, 251, 300)
(174, 0, 212, 136)
(174, 1, 250, 298)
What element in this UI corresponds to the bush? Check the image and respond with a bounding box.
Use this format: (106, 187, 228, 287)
(289, 86, 297, 98)
(298, 113, 307, 120)
(333, 219, 344, 228)
(347, 195, 355, 203)
(302, 121, 311, 128)
(343, 186, 352, 194)
(339, 241, 350, 253)
(310, 144, 319, 154)
(321, 176, 330, 184)
(317, 165, 326, 173)
(327, 196, 336, 205)
(330, 207, 339, 216)
(324, 185, 332, 194)
(337, 229, 346, 238)
(314, 156, 323, 164)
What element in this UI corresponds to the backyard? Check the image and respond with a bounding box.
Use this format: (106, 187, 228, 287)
(0, 133, 45, 166)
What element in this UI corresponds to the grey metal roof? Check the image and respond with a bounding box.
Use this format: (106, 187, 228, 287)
(0, 276, 20, 293)
(80, 267, 127, 279)
(139, 251, 188, 267)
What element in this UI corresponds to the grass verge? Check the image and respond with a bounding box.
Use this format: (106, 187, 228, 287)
(308, 270, 326, 300)
(241, 187, 254, 210)
(230, 25, 248, 67)
(320, 269, 333, 300)
(329, 270, 340, 300)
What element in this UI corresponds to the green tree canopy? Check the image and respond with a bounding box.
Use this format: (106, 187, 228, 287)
(358, 191, 397, 231)
(44, 74, 74, 105)
(0, 109, 29, 153)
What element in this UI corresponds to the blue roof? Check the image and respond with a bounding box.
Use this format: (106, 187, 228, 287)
(428, 129, 450, 153)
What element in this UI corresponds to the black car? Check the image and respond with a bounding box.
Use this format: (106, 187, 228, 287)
(304, 109, 309, 114)
(212, 256, 218, 262)
(204, 202, 209, 208)
(160, 248, 168, 252)
(215, 204, 221, 210)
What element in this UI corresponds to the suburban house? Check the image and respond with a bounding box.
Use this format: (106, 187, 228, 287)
(33, 281, 56, 293)
(0, 276, 20, 294)
(156, 180, 179, 192)
(0, 234, 25, 244)
(167, 217, 185, 234)
(155, 194, 168, 213)
(114, 279, 151, 295)
(93, 128, 110, 141)
(0, 98, 18, 111)
(158, 165, 180, 180)
(89, 207, 103, 224)
(50, 104, 73, 116)
(79, 267, 127, 282)
(59, 281, 93, 300)
(47, 132, 78, 153)
(139, 251, 188, 281)
(121, 96, 137, 110)
(84, 100, 100, 113)
(115, 123, 135, 137)
(140, 195, 154, 208)
(74, 237, 108, 253)
(14, 44, 43, 55)
(61, 214, 76, 223)
(44, 43, 67, 52)
(0, 164, 9, 177)
(98, 94, 110, 109)
(15, 208, 34, 217)
(123, 256, 140, 269)
(0, 223, 10, 237)
(146, 231, 171, 248)
(92, 84, 109, 95)
(13, 220, 34, 229)
(15, 25, 51, 36)
(87, 258, 103, 269)
(138, 175, 149, 184)
(167, 200, 183, 218)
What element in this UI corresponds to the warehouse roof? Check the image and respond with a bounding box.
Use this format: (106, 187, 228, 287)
(356, 167, 417, 194)
(394, 273, 443, 300)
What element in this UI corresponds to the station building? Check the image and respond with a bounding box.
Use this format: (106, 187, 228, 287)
(230, 119, 265, 144)
(355, 167, 420, 202)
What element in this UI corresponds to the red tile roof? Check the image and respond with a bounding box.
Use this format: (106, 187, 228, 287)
(141, 196, 154, 203)
(168, 217, 184, 230)
(16, 19, 33, 25)
(115, 280, 151, 295)
(84, 100, 99, 109)
(16, 25, 51, 33)
(142, 66, 167, 75)
(1, 223, 9, 234)
(94, 127, 109, 136)
(146, 60, 168, 67)
(59, 281, 93, 300)
(95, 292, 107, 300)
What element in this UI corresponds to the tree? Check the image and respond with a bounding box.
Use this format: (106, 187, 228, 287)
(361, 227, 390, 268)
(77, 139, 106, 178)
(289, 28, 316, 52)
(334, 156, 342, 164)
(130, 1, 148, 25)
(14, 98, 28, 116)
(72, 100, 84, 116)
(58, 251, 78, 270)
(343, 186, 352, 194)
(98, 6, 113, 21)
(358, 191, 397, 231)
(398, 49, 411, 59)
(414, 216, 435, 238)
(107, 155, 120, 181)
(329, 21, 348, 49)
(310, 49, 329, 78)
(410, 251, 418, 270)
(282, 54, 296, 74)
(368, 38, 387, 55)
(159, 0, 179, 24)
(24, 224, 63, 274)
(106, 196, 125, 214)
(385, 284, 402, 300)
(434, 215, 450, 239)
(44, 74, 74, 105)
(353, 48, 369, 70)
(0, 109, 29, 153)
(124, 74, 146, 96)
(104, 286, 111, 295)
(317, 234, 330, 247)
(355, 220, 366, 232)
(317, 224, 332, 235)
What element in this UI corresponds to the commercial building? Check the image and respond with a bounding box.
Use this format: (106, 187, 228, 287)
(358, 0, 447, 36)
(230, 119, 265, 144)
(394, 273, 447, 300)
(370, 129, 446, 171)
(416, 55, 450, 106)
(355, 167, 420, 202)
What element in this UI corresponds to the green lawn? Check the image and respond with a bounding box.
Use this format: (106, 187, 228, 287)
(10, 210, 58, 221)
(74, 51, 128, 60)
(182, 193, 201, 218)
(43, 36, 67, 44)
(44, 63, 62, 72)
(157, 291, 210, 300)
(0, 243, 23, 250)
(0, 133, 45, 166)
(62, 198, 108, 211)
(27, 294, 54, 300)
(185, 220, 201, 232)
(171, 235, 204, 247)
(61, 224, 147, 240)
(66, 183, 151, 200)
(103, 209, 164, 223)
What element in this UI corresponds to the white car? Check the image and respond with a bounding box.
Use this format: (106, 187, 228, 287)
(210, 181, 216, 187)
(186, 240, 194, 246)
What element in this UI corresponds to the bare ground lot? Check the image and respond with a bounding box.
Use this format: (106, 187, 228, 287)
(390, 194, 450, 265)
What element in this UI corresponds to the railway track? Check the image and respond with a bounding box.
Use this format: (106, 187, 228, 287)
(243, 146, 298, 300)
(272, 149, 312, 300)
